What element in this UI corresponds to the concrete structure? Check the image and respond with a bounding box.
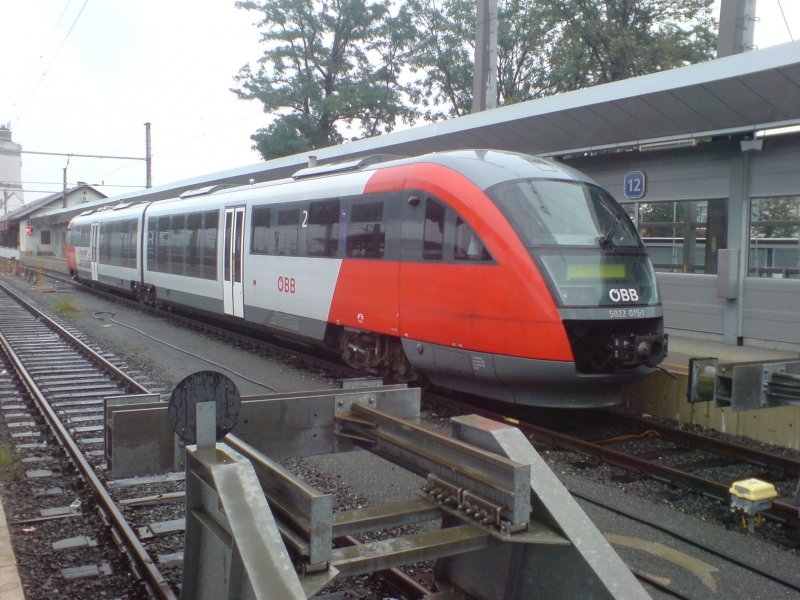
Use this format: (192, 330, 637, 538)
(0, 184, 106, 260)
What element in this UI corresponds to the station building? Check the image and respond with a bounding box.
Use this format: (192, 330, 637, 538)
(0, 183, 106, 260)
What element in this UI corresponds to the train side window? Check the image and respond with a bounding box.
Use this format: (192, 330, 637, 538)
(186, 213, 203, 278)
(147, 217, 157, 271)
(454, 217, 492, 261)
(99, 223, 111, 264)
(117, 219, 137, 268)
(251, 206, 272, 254)
(347, 200, 385, 259)
(170, 214, 187, 276)
(276, 208, 300, 256)
(157, 215, 171, 273)
(307, 199, 340, 257)
(202, 211, 218, 279)
(423, 198, 445, 260)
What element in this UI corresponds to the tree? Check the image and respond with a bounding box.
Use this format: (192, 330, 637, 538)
(751, 197, 800, 239)
(402, 0, 716, 118)
(541, 0, 717, 92)
(233, 0, 414, 160)
(398, 0, 554, 119)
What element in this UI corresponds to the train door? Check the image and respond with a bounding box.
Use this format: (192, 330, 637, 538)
(399, 194, 485, 348)
(223, 207, 245, 318)
(89, 222, 100, 281)
(399, 194, 447, 339)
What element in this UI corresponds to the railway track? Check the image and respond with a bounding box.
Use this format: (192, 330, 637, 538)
(20, 264, 800, 597)
(39, 267, 362, 382)
(0, 273, 431, 599)
(0, 278, 176, 598)
(426, 393, 800, 591)
(430, 393, 800, 527)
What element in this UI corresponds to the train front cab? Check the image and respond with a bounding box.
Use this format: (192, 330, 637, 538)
(389, 157, 667, 407)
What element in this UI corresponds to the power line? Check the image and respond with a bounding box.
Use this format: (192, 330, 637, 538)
(776, 0, 794, 41)
(16, 0, 90, 123)
(17, 149, 145, 161)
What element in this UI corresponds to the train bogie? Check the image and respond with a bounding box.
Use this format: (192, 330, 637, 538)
(66, 150, 667, 407)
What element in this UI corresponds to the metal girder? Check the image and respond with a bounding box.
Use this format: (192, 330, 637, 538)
(337, 403, 531, 530)
(182, 444, 316, 600)
(173, 380, 647, 599)
(688, 357, 800, 412)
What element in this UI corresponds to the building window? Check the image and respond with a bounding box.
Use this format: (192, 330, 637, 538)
(636, 199, 727, 274)
(749, 196, 800, 279)
(41, 230, 51, 245)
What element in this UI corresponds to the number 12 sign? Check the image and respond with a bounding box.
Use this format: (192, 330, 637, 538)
(624, 171, 646, 200)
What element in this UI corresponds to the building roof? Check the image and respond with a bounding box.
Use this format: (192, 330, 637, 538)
(39, 40, 800, 219)
(0, 184, 106, 224)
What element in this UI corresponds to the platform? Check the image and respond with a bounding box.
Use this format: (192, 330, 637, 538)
(624, 334, 800, 450)
(0, 499, 24, 599)
(664, 333, 798, 375)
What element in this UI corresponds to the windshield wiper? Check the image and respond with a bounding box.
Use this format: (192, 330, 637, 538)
(598, 213, 621, 249)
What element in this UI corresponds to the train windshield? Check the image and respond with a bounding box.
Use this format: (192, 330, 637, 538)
(488, 179, 659, 307)
(487, 179, 640, 248)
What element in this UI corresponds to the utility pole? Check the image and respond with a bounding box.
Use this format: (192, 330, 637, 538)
(472, 0, 498, 113)
(718, 0, 758, 57)
(145, 122, 152, 188)
(62, 158, 69, 208)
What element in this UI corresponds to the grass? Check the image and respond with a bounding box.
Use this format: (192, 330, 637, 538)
(50, 295, 81, 317)
(0, 445, 14, 479)
(0, 446, 12, 469)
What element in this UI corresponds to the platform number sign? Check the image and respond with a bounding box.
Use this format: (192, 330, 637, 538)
(624, 171, 646, 200)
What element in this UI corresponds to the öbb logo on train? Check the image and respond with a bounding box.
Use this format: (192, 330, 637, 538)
(277, 276, 296, 294)
(608, 288, 639, 302)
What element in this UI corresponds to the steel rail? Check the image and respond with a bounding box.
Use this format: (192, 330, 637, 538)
(587, 410, 800, 476)
(0, 279, 149, 394)
(428, 394, 800, 528)
(38, 268, 364, 382)
(0, 289, 175, 598)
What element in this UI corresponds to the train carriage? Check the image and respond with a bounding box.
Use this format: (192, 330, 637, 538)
(67, 150, 667, 407)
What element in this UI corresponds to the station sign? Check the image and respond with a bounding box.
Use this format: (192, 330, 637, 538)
(623, 171, 646, 200)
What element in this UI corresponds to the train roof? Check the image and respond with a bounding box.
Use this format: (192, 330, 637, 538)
(68, 149, 597, 223)
(396, 150, 594, 190)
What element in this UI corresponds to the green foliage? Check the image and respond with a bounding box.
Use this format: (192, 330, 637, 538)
(50, 295, 80, 317)
(0, 445, 14, 479)
(234, 0, 415, 160)
(0, 446, 12, 468)
(542, 0, 717, 92)
(235, 0, 718, 151)
(398, 0, 553, 119)
(751, 197, 800, 239)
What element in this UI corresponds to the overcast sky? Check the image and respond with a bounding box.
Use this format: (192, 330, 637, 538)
(1, 0, 798, 202)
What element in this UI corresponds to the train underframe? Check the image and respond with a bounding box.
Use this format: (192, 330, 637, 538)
(334, 328, 418, 383)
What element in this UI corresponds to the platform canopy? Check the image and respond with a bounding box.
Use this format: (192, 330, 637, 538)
(52, 40, 800, 214)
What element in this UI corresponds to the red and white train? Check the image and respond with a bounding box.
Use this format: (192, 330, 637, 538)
(66, 150, 666, 407)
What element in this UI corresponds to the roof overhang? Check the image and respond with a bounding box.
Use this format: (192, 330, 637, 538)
(40, 40, 800, 218)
